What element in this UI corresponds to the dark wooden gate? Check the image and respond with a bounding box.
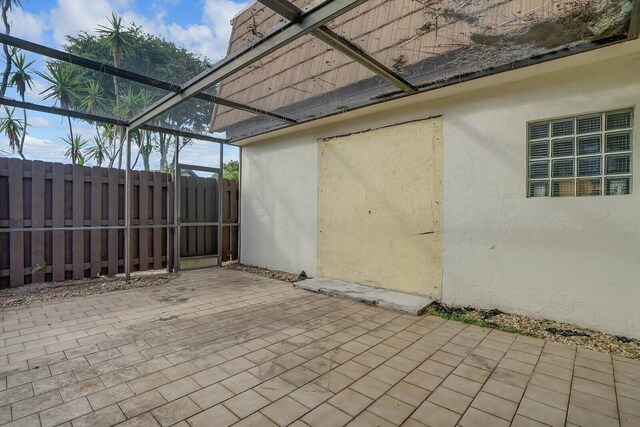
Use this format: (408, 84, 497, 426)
(176, 166, 239, 270)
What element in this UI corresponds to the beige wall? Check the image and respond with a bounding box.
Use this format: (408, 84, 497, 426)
(317, 119, 443, 297)
(240, 39, 640, 337)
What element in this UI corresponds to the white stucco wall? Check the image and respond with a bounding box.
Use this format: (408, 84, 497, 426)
(240, 40, 640, 337)
(240, 137, 318, 275)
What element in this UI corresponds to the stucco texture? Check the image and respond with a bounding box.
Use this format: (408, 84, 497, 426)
(239, 39, 640, 337)
(317, 120, 443, 297)
(240, 138, 318, 275)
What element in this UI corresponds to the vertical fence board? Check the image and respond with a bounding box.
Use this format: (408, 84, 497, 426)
(223, 179, 231, 223)
(179, 176, 187, 257)
(51, 163, 65, 282)
(139, 171, 149, 271)
(196, 177, 206, 256)
(213, 177, 219, 256)
(72, 165, 85, 279)
(107, 168, 119, 276)
(230, 180, 239, 223)
(131, 171, 138, 271)
(231, 225, 239, 260)
(203, 176, 213, 255)
(31, 161, 46, 283)
(167, 174, 174, 272)
(231, 179, 239, 260)
(187, 177, 197, 256)
(8, 159, 24, 286)
(91, 167, 102, 277)
(153, 173, 162, 270)
(0, 158, 8, 287)
(224, 179, 237, 261)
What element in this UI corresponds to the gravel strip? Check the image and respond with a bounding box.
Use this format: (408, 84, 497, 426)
(0, 272, 176, 309)
(224, 262, 301, 282)
(428, 302, 639, 359)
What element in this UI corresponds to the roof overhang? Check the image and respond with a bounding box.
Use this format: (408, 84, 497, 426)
(233, 36, 640, 146)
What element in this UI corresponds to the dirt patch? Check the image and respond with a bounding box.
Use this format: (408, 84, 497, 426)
(157, 295, 190, 303)
(429, 302, 639, 359)
(0, 272, 177, 309)
(224, 261, 301, 283)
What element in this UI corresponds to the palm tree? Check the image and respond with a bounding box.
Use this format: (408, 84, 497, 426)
(80, 80, 107, 116)
(9, 51, 34, 159)
(136, 91, 155, 170)
(86, 134, 109, 167)
(80, 80, 108, 163)
(99, 123, 118, 168)
(63, 134, 87, 165)
(36, 61, 82, 145)
(131, 128, 142, 169)
(97, 13, 134, 170)
(116, 87, 144, 119)
(0, 106, 23, 154)
(113, 87, 143, 168)
(96, 13, 133, 100)
(1, 0, 23, 97)
(140, 131, 153, 171)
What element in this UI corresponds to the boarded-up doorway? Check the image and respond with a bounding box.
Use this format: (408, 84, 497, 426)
(317, 118, 443, 298)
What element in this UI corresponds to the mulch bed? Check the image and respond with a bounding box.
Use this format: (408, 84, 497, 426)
(428, 302, 639, 359)
(0, 272, 177, 309)
(224, 262, 301, 283)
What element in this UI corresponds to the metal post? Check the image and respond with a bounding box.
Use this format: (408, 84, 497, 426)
(237, 146, 242, 264)
(166, 136, 172, 274)
(124, 128, 132, 279)
(218, 142, 224, 267)
(174, 135, 180, 272)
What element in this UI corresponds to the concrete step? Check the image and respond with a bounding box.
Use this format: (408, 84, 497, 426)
(294, 277, 433, 315)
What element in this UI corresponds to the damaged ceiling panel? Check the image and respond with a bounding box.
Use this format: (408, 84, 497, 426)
(211, 33, 397, 133)
(328, 0, 634, 88)
(209, 0, 636, 141)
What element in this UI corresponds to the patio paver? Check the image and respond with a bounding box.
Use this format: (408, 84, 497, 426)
(0, 267, 638, 426)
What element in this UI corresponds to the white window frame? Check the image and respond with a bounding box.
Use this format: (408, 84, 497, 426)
(527, 108, 634, 198)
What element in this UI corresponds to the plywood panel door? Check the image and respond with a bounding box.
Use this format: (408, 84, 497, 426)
(317, 118, 443, 298)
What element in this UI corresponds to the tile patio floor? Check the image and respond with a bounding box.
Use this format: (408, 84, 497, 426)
(0, 268, 638, 427)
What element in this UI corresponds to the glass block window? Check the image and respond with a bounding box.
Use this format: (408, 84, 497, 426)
(528, 108, 633, 197)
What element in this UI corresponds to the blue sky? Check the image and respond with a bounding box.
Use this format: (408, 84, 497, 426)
(1, 0, 250, 169)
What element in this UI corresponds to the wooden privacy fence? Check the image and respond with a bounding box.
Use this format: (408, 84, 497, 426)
(178, 176, 239, 262)
(0, 158, 239, 287)
(221, 178, 239, 261)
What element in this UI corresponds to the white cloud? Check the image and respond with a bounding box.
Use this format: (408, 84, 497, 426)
(203, 0, 252, 59)
(47, 0, 247, 61)
(49, 0, 115, 46)
(29, 116, 51, 128)
(9, 8, 48, 43)
(0, 134, 68, 163)
(166, 23, 218, 59)
(177, 139, 239, 168)
(25, 78, 52, 103)
(73, 122, 100, 138)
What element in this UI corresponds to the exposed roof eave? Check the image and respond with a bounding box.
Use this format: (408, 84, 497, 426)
(233, 36, 640, 147)
(128, 0, 369, 131)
